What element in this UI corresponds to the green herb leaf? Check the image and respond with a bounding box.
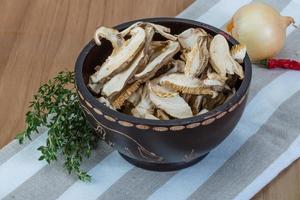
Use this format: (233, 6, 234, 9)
(17, 70, 99, 181)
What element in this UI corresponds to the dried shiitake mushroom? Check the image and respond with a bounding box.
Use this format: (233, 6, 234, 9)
(135, 40, 180, 80)
(160, 73, 217, 97)
(87, 22, 246, 120)
(209, 34, 244, 79)
(102, 51, 145, 97)
(90, 27, 146, 84)
(178, 28, 209, 77)
(148, 82, 193, 119)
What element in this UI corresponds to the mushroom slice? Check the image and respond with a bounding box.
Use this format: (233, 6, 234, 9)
(197, 108, 209, 115)
(203, 79, 224, 87)
(169, 59, 185, 73)
(207, 34, 213, 49)
(143, 25, 155, 55)
(121, 22, 177, 40)
(178, 28, 207, 50)
(148, 41, 169, 62)
(182, 93, 193, 103)
(94, 26, 125, 49)
(138, 25, 155, 71)
(135, 41, 180, 80)
(160, 73, 217, 96)
(88, 82, 102, 94)
(131, 83, 156, 119)
(112, 80, 142, 109)
(207, 69, 228, 83)
(204, 70, 230, 92)
(98, 97, 114, 109)
(127, 86, 143, 107)
(202, 94, 227, 110)
(127, 26, 156, 84)
(191, 95, 203, 115)
(147, 23, 177, 41)
(90, 27, 146, 84)
(148, 82, 193, 119)
(183, 38, 209, 77)
(209, 34, 244, 79)
(148, 41, 168, 57)
(144, 113, 160, 120)
(102, 51, 145, 97)
(150, 40, 169, 47)
(120, 22, 144, 37)
(231, 44, 247, 64)
(155, 109, 170, 120)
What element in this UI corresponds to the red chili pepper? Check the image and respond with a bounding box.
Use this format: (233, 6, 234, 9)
(266, 58, 300, 70)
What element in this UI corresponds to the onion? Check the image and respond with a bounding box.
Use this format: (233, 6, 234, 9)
(226, 3, 295, 61)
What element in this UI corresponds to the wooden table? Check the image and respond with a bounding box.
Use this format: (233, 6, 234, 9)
(0, 0, 299, 199)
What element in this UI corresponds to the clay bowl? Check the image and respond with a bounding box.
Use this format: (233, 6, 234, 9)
(75, 17, 252, 171)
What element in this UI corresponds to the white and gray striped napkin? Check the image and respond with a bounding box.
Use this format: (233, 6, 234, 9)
(1, 0, 300, 199)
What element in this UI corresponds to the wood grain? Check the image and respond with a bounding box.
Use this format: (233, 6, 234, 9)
(0, 1, 298, 199)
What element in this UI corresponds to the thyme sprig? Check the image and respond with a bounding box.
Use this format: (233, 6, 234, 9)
(17, 71, 98, 181)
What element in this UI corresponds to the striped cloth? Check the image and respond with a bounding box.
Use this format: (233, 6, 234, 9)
(1, 0, 300, 199)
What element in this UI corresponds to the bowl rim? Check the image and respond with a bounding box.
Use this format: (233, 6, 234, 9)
(75, 17, 252, 126)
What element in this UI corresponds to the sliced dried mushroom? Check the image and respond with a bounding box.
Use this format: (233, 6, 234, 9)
(160, 73, 217, 96)
(207, 69, 228, 83)
(157, 59, 185, 75)
(197, 108, 209, 115)
(203, 79, 224, 87)
(231, 44, 247, 64)
(120, 22, 177, 41)
(121, 101, 135, 115)
(131, 83, 156, 119)
(206, 34, 213, 49)
(147, 23, 177, 41)
(102, 51, 145, 97)
(209, 34, 244, 79)
(126, 28, 157, 84)
(88, 82, 102, 94)
(202, 93, 227, 110)
(148, 82, 193, 119)
(148, 41, 168, 60)
(155, 109, 170, 120)
(98, 97, 114, 109)
(183, 39, 209, 77)
(120, 22, 144, 37)
(144, 113, 160, 120)
(135, 41, 180, 80)
(182, 93, 193, 104)
(90, 27, 146, 84)
(178, 28, 207, 50)
(171, 59, 185, 73)
(191, 95, 203, 115)
(127, 86, 143, 107)
(149, 81, 178, 98)
(179, 28, 209, 77)
(112, 80, 142, 109)
(94, 26, 124, 49)
(140, 25, 155, 62)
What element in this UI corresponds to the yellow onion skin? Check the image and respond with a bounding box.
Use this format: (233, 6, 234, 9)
(226, 3, 295, 61)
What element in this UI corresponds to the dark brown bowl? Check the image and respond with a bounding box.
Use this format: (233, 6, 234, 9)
(75, 17, 252, 171)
